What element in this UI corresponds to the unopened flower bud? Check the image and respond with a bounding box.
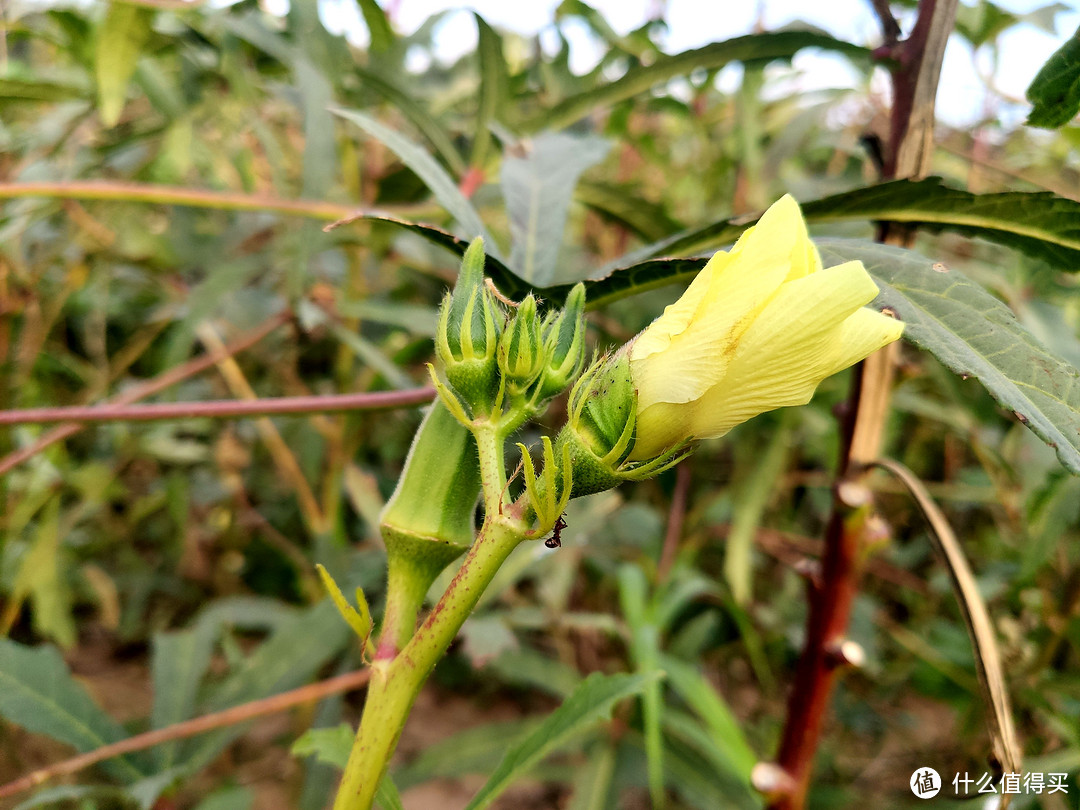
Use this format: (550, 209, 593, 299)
(627, 195, 904, 460)
(497, 294, 545, 396)
(536, 283, 586, 400)
(435, 238, 503, 416)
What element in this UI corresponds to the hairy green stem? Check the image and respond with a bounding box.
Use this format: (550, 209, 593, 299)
(474, 420, 508, 516)
(333, 515, 524, 809)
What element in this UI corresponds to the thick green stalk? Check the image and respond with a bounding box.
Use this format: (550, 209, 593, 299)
(333, 515, 524, 810)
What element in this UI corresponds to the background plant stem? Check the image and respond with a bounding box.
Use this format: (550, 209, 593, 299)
(767, 1, 960, 806)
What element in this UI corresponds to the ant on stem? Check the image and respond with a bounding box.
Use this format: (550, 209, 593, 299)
(545, 515, 567, 549)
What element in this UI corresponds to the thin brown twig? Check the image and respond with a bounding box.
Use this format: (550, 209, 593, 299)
(0, 388, 435, 426)
(869, 0, 902, 45)
(0, 310, 291, 477)
(0, 668, 370, 800)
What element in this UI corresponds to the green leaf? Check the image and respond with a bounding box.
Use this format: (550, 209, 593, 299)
(556, 0, 652, 56)
(953, 1, 1068, 48)
(292, 723, 354, 769)
(566, 742, 617, 810)
(818, 238, 1080, 475)
(192, 596, 300, 636)
(328, 214, 521, 294)
(0, 638, 146, 782)
(459, 615, 518, 668)
(0, 76, 88, 103)
(129, 768, 186, 810)
(502, 132, 610, 285)
(375, 773, 404, 810)
(1026, 24, 1080, 128)
(472, 15, 509, 168)
(660, 711, 758, 809)
(332, 108, 499, 257)
(462, 671, 660, 810)
(802, 179, 1080, 268)
(13, 785, 139, 810)
(193, 787, 255, 810)
(150, 624, 218, 769)
(357, 0, 395, 53)
(95, 1, 152, 127)
(524, 30, 870, 131)
(583, 257, 708, 309)
(394, 718, 540, 788)
(324, 317, 417, 390)
(954, 1, 1018, 47)
(352, 66, 466, 175)
(202, 602, 351, 712)
(487, 648, 583, 698)
(616, 565, 664, 808)
(724, 425, 790, 605)
(7, 499, 76, 648)
(575, 180, 683, 243)
(614, 178, 1080, 272)
(296, 56, 336, 198)
(162, 256, 265, 370)
(659, 654, 756, 783)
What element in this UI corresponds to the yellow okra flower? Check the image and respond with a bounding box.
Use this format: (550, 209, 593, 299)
(628, 194, 904, 460)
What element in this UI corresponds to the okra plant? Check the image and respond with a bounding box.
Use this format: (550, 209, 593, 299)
(325, 197, 904, 809)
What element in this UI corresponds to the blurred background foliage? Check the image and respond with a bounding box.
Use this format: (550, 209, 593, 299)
(1, 0, 1080, 808)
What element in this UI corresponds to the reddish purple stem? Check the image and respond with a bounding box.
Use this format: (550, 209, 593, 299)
(0, 389, 435, 425)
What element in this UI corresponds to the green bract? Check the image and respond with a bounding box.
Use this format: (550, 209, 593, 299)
(497, 294, 545, 396)
(432, 241, 588, 436)
(436, 238, 503, 417)
(537, 283, 587, 400)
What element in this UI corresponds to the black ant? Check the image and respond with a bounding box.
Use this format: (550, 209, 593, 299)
(544, 515, 567, 549)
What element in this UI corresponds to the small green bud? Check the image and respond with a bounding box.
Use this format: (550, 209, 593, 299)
(497, 294, 545, 396)
(537, 283, 586, 400)
(435, 238, 503, 416)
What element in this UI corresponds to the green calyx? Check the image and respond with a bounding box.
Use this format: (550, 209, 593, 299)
(537, 283, 586, 400)
(497, 294, 545, 397)
(433, 246, 589, 435)
(436, 237, 503, 417)
(516, 435, 572, 536)
(572, 351, 637, 466)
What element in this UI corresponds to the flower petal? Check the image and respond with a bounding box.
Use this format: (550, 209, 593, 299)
(632, 400, 692, 460)
(682, 262, 896, 438)
(630, 195, 811, 409)
(687, 305, 903, 441)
